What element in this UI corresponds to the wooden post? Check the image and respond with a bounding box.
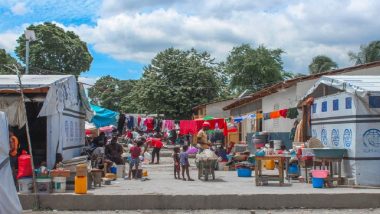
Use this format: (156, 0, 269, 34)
(15, 65, 40, 209)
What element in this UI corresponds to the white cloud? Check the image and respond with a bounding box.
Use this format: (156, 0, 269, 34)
(0, 31, 19, 52)
(11, 2, 28, 15)
(67, 0, 380, 73)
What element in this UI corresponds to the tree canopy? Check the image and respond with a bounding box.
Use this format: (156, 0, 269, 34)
(0, 49, 21, 74)
(348, 40, 380, 65)
(128, 48, 222, 119)
(88, 75, 136, 112)
(15, 22, 93, 76)
(224, 44, 285, 93)
(308, 55, 338, 74)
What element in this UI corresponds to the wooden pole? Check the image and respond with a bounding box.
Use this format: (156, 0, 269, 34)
(14, 65, 40, 209)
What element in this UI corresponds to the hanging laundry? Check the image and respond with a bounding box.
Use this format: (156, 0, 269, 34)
(233, 117, 244, 123)
(269, 111, 281, 119)
(162, 120, 175, 132)
(144, 117, 154, 131)
(133, 116, 138, 128)
(179, 120, 197, 135)
(279, 109, 288, 118)
(286, 107, 299, 119)
(137, 116, 142, 127)
(195, 120, 205, 131)
(127, 115, 134, 129)
(209, 118, 225, 130)
(249, 113, 256, 119)
(256, 113, 263, 119)
(263, 113, 270, 120)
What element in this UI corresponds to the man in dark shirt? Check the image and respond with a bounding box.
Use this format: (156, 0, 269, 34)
(105, 136, 124, 164)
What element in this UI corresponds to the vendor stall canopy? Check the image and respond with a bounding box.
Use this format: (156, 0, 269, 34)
(90, 104, 119, 128)
(303, 75, 380, 99)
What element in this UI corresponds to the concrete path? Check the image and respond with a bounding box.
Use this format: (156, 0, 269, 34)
(20, 157, 380, 210)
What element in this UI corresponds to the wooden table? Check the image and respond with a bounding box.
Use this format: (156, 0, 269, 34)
(255, 155, 287, 186)
(313, 157, 344, 185)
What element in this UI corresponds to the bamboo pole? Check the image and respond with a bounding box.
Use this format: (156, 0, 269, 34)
(14, 65, 40, 209)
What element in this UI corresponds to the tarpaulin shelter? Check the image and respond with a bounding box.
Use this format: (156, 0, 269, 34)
(90, 104, 119, 128)
(0, 112, 22, 213)
(0, 75, 93, 168)
(302, 75, 380, 186)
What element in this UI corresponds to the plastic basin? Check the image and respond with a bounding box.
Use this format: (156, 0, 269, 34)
(311, 170, 329, 178)
(237, 168, 252, 177)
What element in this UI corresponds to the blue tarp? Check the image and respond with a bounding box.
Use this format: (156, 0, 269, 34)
(90, 104, 119, 128)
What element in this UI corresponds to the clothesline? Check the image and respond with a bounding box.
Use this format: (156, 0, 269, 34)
(231, 107, 299, 123)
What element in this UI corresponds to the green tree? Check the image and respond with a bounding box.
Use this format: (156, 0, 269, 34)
(348, 41, 380, 65)
(308, 55, 338, 74)
(129, 48, 222, 119)
(224, 44, 285, 93)
(15, 22, 93, 76)
(0, 49, 21, 74)
(88, 75, 136, 112)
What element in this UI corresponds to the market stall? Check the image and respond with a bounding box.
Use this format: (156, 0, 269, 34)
(301, 75, 380, 186)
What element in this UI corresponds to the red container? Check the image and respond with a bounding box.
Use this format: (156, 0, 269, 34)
(311, 170, 329, 178)
(17, 150, 32, 179)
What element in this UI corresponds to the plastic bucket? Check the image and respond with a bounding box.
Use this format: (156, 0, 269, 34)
(237, 168, 252, 177)
(312, 177, 324, 188)
(110, 166, 117, 174)
(116, 165, 125, 178)
(18, 178, 33, 194)
(53, 177, 66, 193)
(311, 170, 329, 178)
(36, 178, 51, 194)
(265, 160, 275, 170)
(288, 164, 299, 175)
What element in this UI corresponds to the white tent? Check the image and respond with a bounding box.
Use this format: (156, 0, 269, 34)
(0, 112, 22, 213)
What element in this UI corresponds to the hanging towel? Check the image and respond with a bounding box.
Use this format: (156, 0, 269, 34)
(270, 111, 281, 119)
(279, 109, 288, 118)
(263, 113, 270, 120)
(233, 117, 244, 123)
(179, 120, 197, 135)
(286, 108, 299, 119)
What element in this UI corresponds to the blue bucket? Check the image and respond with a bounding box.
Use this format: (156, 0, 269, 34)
(312, 177, 324, 188)
(237, 168, 252, 177)
(288, 164, 299, 175)
(110, 166, 117, 174)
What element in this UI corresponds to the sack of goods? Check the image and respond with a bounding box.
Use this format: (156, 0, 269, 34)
(196, 149, 218, 160)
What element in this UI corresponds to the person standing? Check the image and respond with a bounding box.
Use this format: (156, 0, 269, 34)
(9, 131, 19, 181)
(179, 145, 193, 181)
(197, 122, 211, 151)
(128, 140, 143, 179)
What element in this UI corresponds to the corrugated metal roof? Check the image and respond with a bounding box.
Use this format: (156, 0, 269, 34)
(304, 75, 380, 98)
(223, 61, 380, 110)
(0, 75, 73, 89)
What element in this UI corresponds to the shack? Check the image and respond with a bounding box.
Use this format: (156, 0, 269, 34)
(302, 75, 380, 186)
(0, 75, 93, 169)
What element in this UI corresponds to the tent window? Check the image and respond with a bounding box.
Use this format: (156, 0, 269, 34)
(333, 99, 339, 111)
(322, 101, 327, 112)
(346, 97, 352, 109)
(312, 103, 317, 113)
(369, 96, 380, 108)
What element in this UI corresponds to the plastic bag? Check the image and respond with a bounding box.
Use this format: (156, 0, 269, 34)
(144, 152, 152, 161)
(187, 146, 198, 154)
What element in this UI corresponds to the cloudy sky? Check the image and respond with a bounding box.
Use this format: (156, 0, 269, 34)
(1, 0, 380, 80)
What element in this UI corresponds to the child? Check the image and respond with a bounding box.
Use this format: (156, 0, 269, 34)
(128, 140, 143, 179)
(173, 147, 181, 179)
(179, 145, 194, 181)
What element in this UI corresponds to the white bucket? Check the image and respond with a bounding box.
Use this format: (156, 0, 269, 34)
(116, 165, 125, 178)
(36, 178, 51, 194)
(273, 140, 282, 150)
(53, 177, 66, 193)
(18, 178, 33, 194)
